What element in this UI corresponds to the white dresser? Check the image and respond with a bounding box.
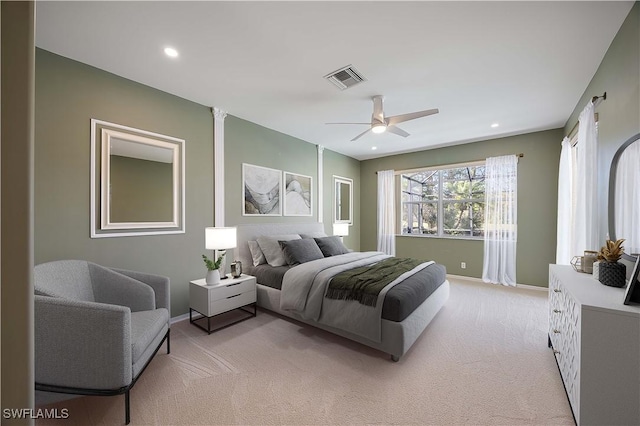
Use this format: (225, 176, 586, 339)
(548, 265, 640, 425)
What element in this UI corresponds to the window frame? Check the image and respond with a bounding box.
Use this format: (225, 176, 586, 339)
(399, 160, 486, 240)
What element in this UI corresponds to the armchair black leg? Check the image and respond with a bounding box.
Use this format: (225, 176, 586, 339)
(125, 390, 130, 425)
(167, 329, 171, 354)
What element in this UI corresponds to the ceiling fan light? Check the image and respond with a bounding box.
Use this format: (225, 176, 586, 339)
(371, 123, 387, 134)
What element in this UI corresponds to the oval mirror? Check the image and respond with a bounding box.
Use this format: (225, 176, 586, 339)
(608, 132, 640, 261)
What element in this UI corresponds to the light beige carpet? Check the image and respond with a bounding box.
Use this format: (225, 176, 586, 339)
(36, 278, 574, 425)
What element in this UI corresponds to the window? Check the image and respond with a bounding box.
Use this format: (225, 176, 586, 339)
(401, 163, 486, 238)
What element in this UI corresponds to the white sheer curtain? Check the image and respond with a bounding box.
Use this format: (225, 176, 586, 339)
(482, 155, 517, 286)
(556, 137, 573, 264)
(615, 140, 640, 254)
(572, 102, 599, 255)
(377, 170, 396, 255)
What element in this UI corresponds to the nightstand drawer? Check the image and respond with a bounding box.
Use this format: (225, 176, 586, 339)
(209, 288, 256, 316)
(210, 277, 256, 301)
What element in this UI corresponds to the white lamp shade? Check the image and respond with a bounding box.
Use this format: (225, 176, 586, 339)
(205, 227, 237, 250)
(333, 223, 349, 237)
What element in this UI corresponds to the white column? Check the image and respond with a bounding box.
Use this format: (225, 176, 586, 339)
(317, 145, 324, 224)
(212, 107, 227, 227)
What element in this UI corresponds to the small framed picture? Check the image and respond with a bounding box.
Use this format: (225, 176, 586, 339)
(242, 163, 282, 216)
(623, 254, 640, 305)
(283, 171, 312, 216)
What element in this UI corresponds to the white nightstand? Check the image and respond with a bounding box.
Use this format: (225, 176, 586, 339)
(189, 274, 257, 334)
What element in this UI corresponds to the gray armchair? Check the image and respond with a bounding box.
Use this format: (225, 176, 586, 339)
(34, 260, 170, 424)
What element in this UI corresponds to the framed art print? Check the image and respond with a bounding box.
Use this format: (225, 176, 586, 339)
(283, 171, 312, 216)
(242, 163, 282, 216)
(623, 254, 640, 305)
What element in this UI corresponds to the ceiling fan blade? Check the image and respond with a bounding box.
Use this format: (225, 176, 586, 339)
(387, 125, 410, 138)
(386, 108, 439, 126)
(372, 95, 385, 123)
(325, 122, 370, 125)
(351, 128, 372, 141)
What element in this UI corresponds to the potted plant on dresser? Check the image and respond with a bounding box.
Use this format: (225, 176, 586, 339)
(598, 239, 626, 287)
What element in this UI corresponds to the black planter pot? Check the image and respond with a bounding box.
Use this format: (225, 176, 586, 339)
(598, 262, 626, 288)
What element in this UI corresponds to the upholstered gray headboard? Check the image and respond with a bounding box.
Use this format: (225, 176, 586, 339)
(235, 222, 325, 268)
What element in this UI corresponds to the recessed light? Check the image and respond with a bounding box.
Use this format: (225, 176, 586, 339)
(164, 47, 179, 58)
(491, 123, 499, 128)
(371, 146, 377, 150)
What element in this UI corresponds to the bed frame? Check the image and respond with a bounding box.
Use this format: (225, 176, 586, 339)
(236, 223, 449, 361)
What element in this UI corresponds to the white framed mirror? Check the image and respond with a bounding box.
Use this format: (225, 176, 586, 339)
(91, 119, 185, 238)
(333, 175, 353, 224)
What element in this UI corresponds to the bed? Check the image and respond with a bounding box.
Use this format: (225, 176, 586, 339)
(236, 223, 449, 361)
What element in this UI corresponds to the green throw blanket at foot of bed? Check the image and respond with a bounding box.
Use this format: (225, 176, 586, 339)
(325, 257, 425, 307)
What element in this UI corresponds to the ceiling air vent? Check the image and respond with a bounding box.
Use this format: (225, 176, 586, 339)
(324, 65, 366, 90)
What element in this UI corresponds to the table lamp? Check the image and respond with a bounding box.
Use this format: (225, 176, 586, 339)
(205, 226, 237, 279)
(333, 223, 349, 242)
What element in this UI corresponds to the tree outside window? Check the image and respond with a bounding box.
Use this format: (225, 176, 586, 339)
(401, 165, 485, 238)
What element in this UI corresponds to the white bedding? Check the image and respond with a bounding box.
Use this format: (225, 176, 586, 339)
(280, 251, 434, 342)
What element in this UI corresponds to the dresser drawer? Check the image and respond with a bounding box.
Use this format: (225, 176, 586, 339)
(209, 277, 256, 302)
(209, 288, 256, 316)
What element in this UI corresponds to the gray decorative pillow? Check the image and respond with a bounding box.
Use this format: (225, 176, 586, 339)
(279, 239, 324, 266)
(314, 236, 349, 257)
(248, 240, 266, 266)
(256, 234, 301, 267)
(300, 232, 328, 239)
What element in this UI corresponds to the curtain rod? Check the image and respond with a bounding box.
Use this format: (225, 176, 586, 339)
(376, 153, 524, 175)
(592, 92, 607, 104)
(567, 92, 606, 140)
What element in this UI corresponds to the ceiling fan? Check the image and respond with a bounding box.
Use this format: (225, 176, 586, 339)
(326, 95, 439, 141)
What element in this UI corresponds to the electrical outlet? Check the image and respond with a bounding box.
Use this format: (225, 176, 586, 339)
(461, 262, 466, 269)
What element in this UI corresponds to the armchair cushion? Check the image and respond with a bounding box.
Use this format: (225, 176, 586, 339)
(130, 309, 169, 364)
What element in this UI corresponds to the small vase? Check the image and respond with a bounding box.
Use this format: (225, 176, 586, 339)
(205, 269, 221, 285)
(583, 250, 598, 274)
(598, 262, 626, 288)
(592, 261, 600, 280)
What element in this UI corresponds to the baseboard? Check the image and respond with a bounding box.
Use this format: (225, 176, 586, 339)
(446, 274, 547, 292)
(171, 312, 190, 324)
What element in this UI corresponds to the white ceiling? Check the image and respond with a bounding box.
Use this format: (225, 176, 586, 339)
(35, 1, 633, 161)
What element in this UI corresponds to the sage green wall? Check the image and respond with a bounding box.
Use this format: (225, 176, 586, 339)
(110, 156, 173, 223)
(35, 49, 214, 316)
(360, 129, 563, 287)
(224, 116, 361, 250)
(564, 2, 639, 244)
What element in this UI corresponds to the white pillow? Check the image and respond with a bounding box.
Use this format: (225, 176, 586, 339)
(256, 234, 301, 267)
(248, 240, 266, 266)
